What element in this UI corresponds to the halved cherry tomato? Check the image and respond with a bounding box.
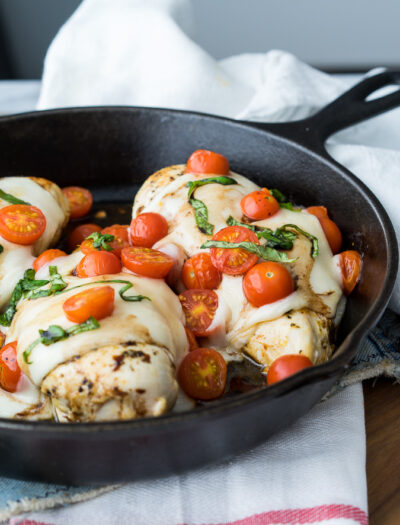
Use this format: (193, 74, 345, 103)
(240, 188, 280, 220)
(0, 205, 46, 245)
(178, 347, 227, 400)
(33, 249, 67, 272)
(63, 286, 115, 323)
(178, 289, 218, 337)
(340, 250, 362, 295)
(81, 224, 130, 257)
(67, 223, 101, 251)
(306, 206, 342, 254)
(243, 262, 294, 307)
(267, 354, 313, 385)
(75, 251, 122, 278)
(185, 328, 199, 352)
(129, 213, 168, 248)
(62, 186, 93, 219)
(185, 149, 229, 175)
(0, 342, 21, 393)
(182, 253, 222, 290)
(210, 225, 259, 275)
(121, 247, 173, 278)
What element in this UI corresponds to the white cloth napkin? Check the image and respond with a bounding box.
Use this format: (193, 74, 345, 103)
(19, 0, 400, 522)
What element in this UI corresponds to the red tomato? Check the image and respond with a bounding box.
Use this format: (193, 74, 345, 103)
(185, 328, 199, 352)
(81, 224, 130, 257)
(240, 188, 280, 220)
(340, 250, 362, 295)
(76, 251, 122, 278)
(178, 289, 218, 337)
(0, 205, 46, 245)
(67, 223, 101, 251)
(178, 347, 227, 400)
(62, 186, 93, 219)
(306, 206, 342, 254)
(267, 354, 313, 385)
(210, 225, 259, 275)
(0, 342, 21, 393)
(129, 213, 168, 248)
(33, 249, 67, 272)
(185, 149, 229, 175)
(182, 253, 222, 290)
(63, 286, 115, 323)
(243, 262, 294, 307)
(121, 247, 173, 278)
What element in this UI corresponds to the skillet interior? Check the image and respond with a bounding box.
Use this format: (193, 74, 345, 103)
(0, 107, 396, 484)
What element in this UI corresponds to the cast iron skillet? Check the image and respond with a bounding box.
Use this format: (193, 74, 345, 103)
(0, 72, 398, 485)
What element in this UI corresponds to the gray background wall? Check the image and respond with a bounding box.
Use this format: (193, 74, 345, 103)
(0, 0, 399, 79)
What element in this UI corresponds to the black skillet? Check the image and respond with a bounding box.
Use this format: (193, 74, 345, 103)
(0, 72, 398, 485)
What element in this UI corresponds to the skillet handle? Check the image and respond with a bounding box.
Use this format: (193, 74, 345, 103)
(247, 71, 400, 153)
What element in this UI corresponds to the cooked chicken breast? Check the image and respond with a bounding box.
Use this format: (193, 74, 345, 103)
(133, 165, 343, 370)
(0, 176, 70, 309)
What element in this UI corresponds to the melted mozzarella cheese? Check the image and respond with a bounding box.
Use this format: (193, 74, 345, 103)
(0, 374, 41, 418)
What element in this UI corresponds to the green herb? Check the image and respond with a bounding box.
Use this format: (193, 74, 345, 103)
(277, 224, 319, 258)
(0, 270, 50, 326)
(55, 279, 150, 303)
(226, 215, 256, 231)
(187, 176, 238, 235)
(85, 232, 114, 251)
(201, 240, 297, 263)
(23, 317, 100, 364)
(0, 244, 3, 254)
(27, 266, 67, 299)
(269, 188, 299, 212)
(0, 188, 30, 206)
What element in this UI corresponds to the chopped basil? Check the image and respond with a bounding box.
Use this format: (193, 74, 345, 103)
(27, 266, 67, 299)
(226, 216, 256, 231)
(269, 188, 299, 212)
(186, 176, 238, 235)
(55, 279, 150, 303)
(85, 232, 114, 251)
(277, 224, 319, 258)
(0, 189, 30, 206)
(201, 240, 297, 263)
(0, 269, 50, 326)
(23, 317, 100, 364)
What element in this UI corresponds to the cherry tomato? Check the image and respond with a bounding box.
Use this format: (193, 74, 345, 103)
(182, 253, 222, 290)
(0, 342, 21, 393)
(62, 186, 93, 219)
(185, 149, 229, 175)
(76, 251, 122, 278)
(67, 223, 101, 251)
(243, 262, 294, 307)
(129, 213, 168, 248)
(306, 206, 342, 254)
(240, 188, 280, 220)
(63, 286, 115, 323)
(121, 247, 173, 278)
(0, 205, 46, 245)
(210, 225, 259, 275)
(185, 328, 199, 352)
(81, 224, 130, 257)
(178, 347, 227, 400)
(33, 249, 67, 272)
(178, 289, 218, 337)
(340, 250, 362, 295)
(267, 354, 313, 385)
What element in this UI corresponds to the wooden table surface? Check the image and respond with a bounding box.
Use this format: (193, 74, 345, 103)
(364, 378, 400, 525)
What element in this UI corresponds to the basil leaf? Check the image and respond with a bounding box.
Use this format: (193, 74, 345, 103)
(55, 279, 150, 303)
(201, 240, 297, 263)
(0, 244, 3, 254)
(186, 176, 237, 199)
(27, 266, 67, 299)
(226, 216, 256, 231)
(189, 198, 214, 235)
(86, 232, 114, 251)
(269, 188, 300, 212)
(277, 224, 319, 258)
(23, 317, 100, 364)
(0, 189, 30, 205)
(226, 216, 294, 250)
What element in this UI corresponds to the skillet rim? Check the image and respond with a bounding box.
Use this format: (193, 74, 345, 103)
(0, 105, 397, 433)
